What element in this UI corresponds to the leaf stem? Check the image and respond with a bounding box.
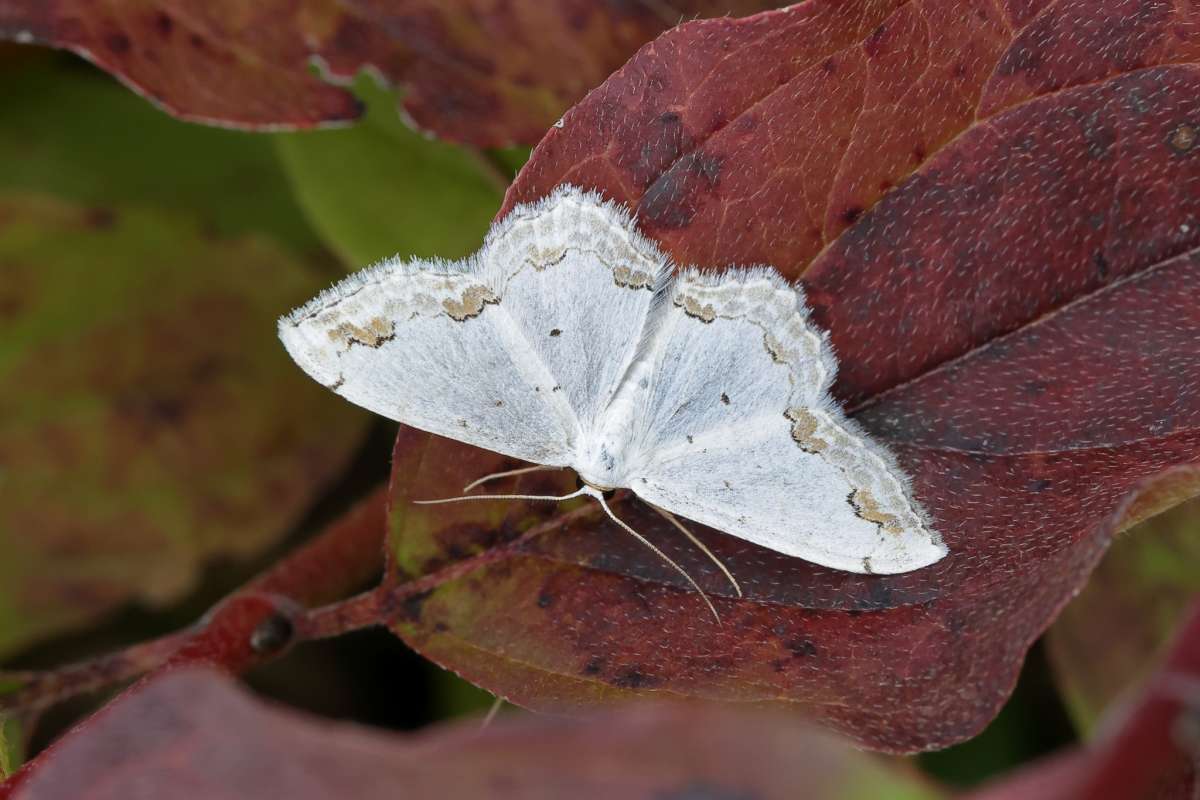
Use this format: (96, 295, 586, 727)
(301, 496, 604, 639)
(0, 484, 390, 719)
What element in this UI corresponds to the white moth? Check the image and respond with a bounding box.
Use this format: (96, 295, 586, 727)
(279, 185, 946, 590)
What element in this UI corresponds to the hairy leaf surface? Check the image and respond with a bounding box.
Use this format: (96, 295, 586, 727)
(386, 0, 1200, 751)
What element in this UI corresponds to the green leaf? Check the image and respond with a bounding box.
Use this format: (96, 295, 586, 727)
(274, 76, 504, 269)
(0, 712, 19, 778)
(1046, 496, 1200, 735)
(0, 193, 368, 658)
(0, 53, 321, 255)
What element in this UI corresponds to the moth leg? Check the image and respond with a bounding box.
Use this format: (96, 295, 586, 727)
(647, 503, 743, 598)
(583, 487, 722, 625)
(462, 464, 566, 493)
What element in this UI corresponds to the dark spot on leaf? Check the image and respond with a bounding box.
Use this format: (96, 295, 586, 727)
(582, 656, 605, 676)
(402, 590, 432, 622)
(1028, 478, 1053, 492)
(249, 614, 293, 655)
(1023, 379, 1050, 397)
(612, 667, 657, 689)
(85, 207, 116, 229)
(841, 206, 863, 225)
(660, 111, 681, 125)
(639, 152, 723, 229)
(549, 328, 562, 337)
(116, 390, 188, 433)
(564, 7, 589, 31)
(433, 622, 449, 633)
(733, 114, 757, 134)
(865, 580, 894, 609)
(820, 58, 837, 74)
(537, 591, 553, 608)
(153, 12, 173, 35)
(1168, 122, 1197, 154)
(105, 32, 131, 54)
(786, 637, 817, 657)
(188, 33, 206, 49)
(912, 144, 927, 162)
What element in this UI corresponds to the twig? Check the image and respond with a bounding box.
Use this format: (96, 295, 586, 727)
(0, 485, 389, 718)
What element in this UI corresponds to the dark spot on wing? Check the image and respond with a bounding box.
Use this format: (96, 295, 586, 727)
(549, 328, 562, 337)
(494, 399, 503, 407)
(720, 392, 730, 405)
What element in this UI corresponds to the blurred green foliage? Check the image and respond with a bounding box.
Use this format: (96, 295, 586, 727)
(0, 713, 19, 778)
(0, 53, 319, 254)
(275, 75, 503, 269)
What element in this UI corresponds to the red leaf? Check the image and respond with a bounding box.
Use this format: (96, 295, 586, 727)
(0, 1, 784, 145)
(5, 668, 941, 800)
(383, 0, 1200, 752)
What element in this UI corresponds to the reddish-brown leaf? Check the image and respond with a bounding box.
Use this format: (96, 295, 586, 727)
(0, 0, 784, 145)
(4, 668, 941, 800)
(383, 0, 1200, 752)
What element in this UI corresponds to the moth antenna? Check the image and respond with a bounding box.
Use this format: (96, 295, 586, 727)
(583, 487, 722, 625)
(647, 503, 743, 598)
(413, 487, 589, 505)
(462, 464, 565, 493)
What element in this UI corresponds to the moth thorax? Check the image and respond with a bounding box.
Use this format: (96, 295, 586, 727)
(574, 435, 626, 492)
